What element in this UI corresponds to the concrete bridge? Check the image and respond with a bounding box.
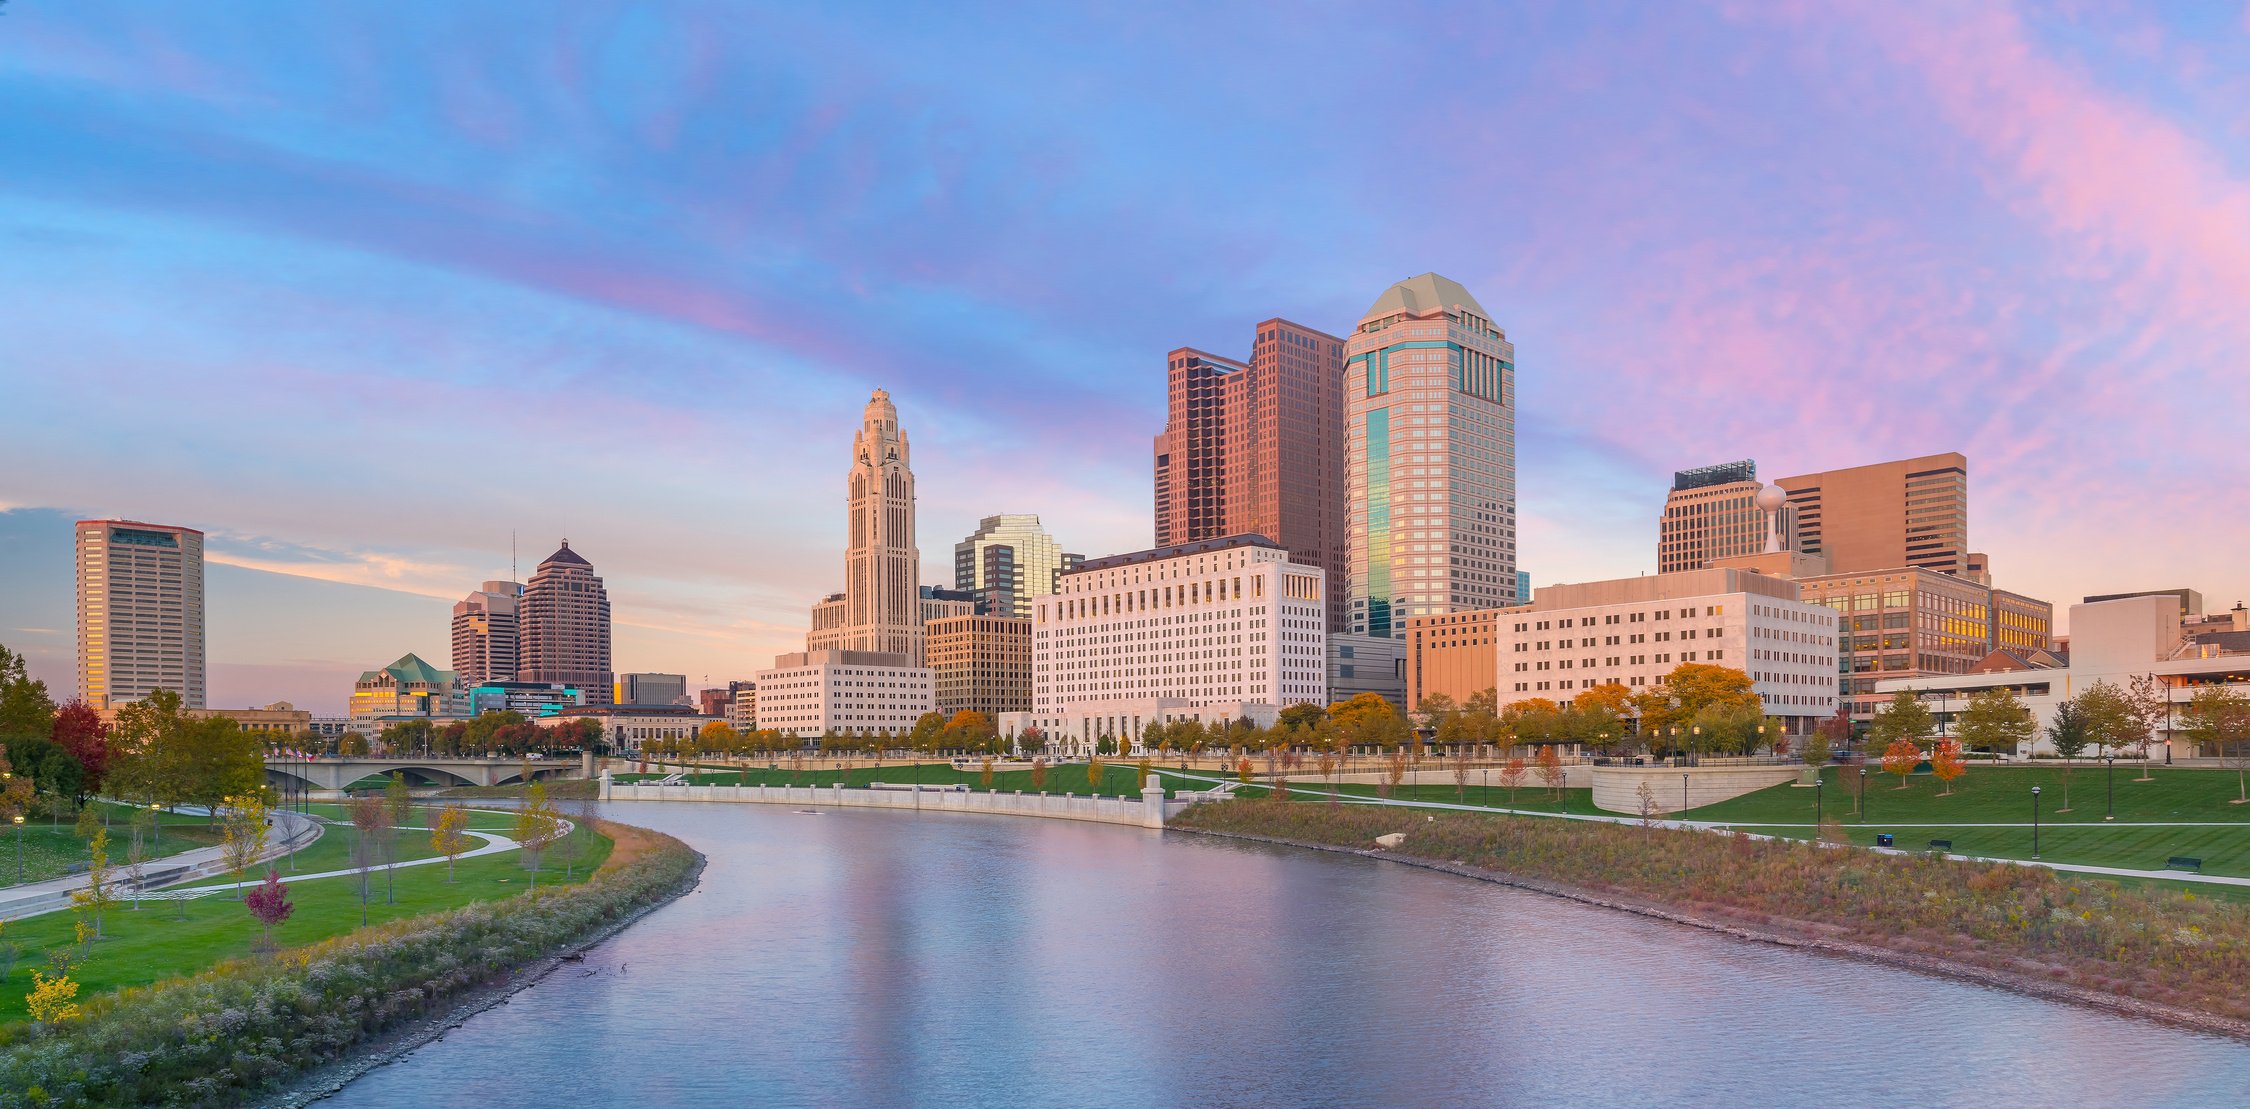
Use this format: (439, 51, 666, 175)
(266, 755, 588, 791)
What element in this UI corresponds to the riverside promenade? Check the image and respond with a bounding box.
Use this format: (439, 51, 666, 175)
(0, 808, 323, 922)
(600, 772, 1197, 829)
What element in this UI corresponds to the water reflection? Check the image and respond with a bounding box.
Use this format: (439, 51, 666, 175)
(325, 803, 2250, 1108)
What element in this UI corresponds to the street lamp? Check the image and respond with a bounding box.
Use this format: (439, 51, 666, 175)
(12, 814, 22, 884)
(2031, 785, 2043, 859)
(2105, 756, 2116, 821)
(1691, 725, 1702, 767)
(1681, 772, 1689, 814)
(1859, 767, 1868, 822)
(151, 802, 163, 853)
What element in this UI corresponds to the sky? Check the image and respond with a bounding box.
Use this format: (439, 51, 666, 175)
(3, 1, 2248, 714)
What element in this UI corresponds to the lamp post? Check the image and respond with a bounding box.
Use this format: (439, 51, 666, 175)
(2031, 785, 2043, 859)
(2105, 756, 2116, 821)
(151, 802, 163, 854)
(1691, 725, 1702, 767)
(1859, 767, 1868, 822)
(12, 814, 22, 884)
(1682, 772, 1689, 814)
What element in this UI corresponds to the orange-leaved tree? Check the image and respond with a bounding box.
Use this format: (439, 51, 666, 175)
(1881, 738, 1921, 790)
(1930, 738, 1966, 796)
(1499, 757, 1528, 806)
(1535, 744, 1564, 799)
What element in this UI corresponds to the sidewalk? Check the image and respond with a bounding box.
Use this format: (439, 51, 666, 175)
(0, 808, 322, 922)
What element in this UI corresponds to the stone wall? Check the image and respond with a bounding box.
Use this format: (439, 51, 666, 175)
(1589, 764, 1800, 815)
(603, 776, 1179, 829)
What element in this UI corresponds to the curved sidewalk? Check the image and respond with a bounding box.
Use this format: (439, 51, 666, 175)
(0, 808, 323, 922)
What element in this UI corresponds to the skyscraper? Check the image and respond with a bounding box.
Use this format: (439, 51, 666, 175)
(1774, 452, 1978, 578)
(1344, 274, 1517, 639)
(808, 389, 923, 659)
(74, 519, 206, 710)
(1658, 460, 1800, 573)
(450, 579, 522, 687)
(1152, 318, 1348, 630)
(954, 514, 1079, 619)
(516, 540, 614, 706)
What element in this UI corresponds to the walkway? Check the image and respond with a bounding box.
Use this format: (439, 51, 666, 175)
(0, 808, 323, 922)
(152, 826, 526, 896)
(1147, 768, 2250, 890)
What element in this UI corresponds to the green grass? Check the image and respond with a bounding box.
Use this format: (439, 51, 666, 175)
(0, 824, 611, 1025)
(1231, 778, 1604, 815)
(0, 804, 226, 890)
(1683, 765, 2250, 877)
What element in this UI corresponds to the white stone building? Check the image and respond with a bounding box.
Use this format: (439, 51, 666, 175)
(1495, 567, 1840, 734)
(754, 650, 934, 739)
(1002, 534, 1326, 753)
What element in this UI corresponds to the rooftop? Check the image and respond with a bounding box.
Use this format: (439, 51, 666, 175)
(1064, 533, 1285, 575)
(1361, 273, 1489, 323)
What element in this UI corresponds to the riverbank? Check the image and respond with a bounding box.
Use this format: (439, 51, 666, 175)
(1170, 801, 2250, 1042)
(0, 819, 704, 1108)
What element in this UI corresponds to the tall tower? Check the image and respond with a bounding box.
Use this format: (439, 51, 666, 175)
(516, 540, 613, 705)
(1152, 318, 1348, 630)
(1344, 274, 1517, 639)
(830, 389, 922, 658)
(451, 580, 522, 687)
(1658, 461, 1800, 572)
(75, 519, 206, 710)
(1775, 452, 1974, 577)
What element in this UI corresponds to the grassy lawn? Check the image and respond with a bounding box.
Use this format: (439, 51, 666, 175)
(1683, 765, 2250, 877)
(178, 804, 538, 886)
(1231, 778, 1604, 815)
(0, 824, 610, 1025)
(0, 804, 226, 890)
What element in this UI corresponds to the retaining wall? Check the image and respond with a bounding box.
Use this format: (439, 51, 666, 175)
(602, 777, 1184, 829)
(1590, 764, 1800, 815)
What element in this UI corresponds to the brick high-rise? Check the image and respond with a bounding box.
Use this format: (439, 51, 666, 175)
(1774, 452, 1981, 580)
(516, 540, 614, 705)
(1152, 318, 1347, 630)
(450, 579, 521, 687)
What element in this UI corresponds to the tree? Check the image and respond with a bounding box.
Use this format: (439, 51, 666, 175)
(378, 718, 434, 756)
(943, 710, 995, 753)
(382, 773, 413, 904)
(1030, 756, 1048, 792)
(1880, 738, 1920, 789)
(2179, 686, 2250, 803)
(25, 969, 79, 1025)
(1930, 738, 1966, 795)
(217, 793, 269, 899)
(68, 827, 115, 939)
(0, 746, 33, 827)
(909, 712, 946, 753)
(1085, 754, 1106, 794)
(1637, 663, 1760, 738)
(1330, 693, 1409, 751)
(569, 792, 601, 880)
(0, 645, 57, 742)
(513, 783, 563, 898)
(1798, 716, 1834, 772)
(1955, 688, 2035, 756)
(1379, 749, 1407, 798)
(1016, 726, 1047, 757)
(2077, 681, 2138, 760)
(1499, 757, 1528, 806)
(1414, 692, 1460, 735)
(431, 803, 471, 882)
(2123, 674, 2167, 779)
(339, 732, 370, 757)
(1869, 691, 1936, 755)
(1535, 744, 1565, 799)
(244, 868, 294, 953)
(1449, 746, 1472, 801)
(349, 795, 385, 926)
(1277, 702, 1328, 734)
(48, 700, 110, 800)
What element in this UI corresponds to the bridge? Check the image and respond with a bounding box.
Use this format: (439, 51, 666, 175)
(265, 754, 589, 791)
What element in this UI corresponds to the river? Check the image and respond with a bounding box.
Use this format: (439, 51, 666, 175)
(323, 802, 2250, 1107)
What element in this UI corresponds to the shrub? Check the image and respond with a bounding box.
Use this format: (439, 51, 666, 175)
(0, 826, 699, 1106)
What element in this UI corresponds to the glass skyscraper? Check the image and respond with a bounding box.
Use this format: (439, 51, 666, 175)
(953, 513, 1078, 619)
(1344, 274, 1517, 639)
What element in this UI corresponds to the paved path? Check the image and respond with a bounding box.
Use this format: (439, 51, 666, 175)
(1150, 769, 2250, 889)
(0, 808, 323, 922)
(155, 826, 528, 896)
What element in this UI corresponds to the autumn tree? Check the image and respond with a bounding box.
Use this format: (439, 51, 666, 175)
(1954, 687, 2035, 756)
(2179, 686, 2250, 804)
(1535, 744, 1565, 799)
(1030, 756, 1048, 792)
(2076, 681, 2138, 760)
(1449, 745, 1472, 801)
(47, 700, 109, 800)
(1330, 693, 1410, 751)
(349, 795, 385, 926)
(1379, 748, 1407, 798)
(1880, 738, 1920, 789)
(245, 868, 294, 953)
(1799, 713, 1837, 772)
(1414, 692, 1460, 736)
(1085, 754, 1106, 794)
(1635, 663, 1760, 740)
(1930, 738, 1966, 795)
(2123, 673, 2168, 779)
(68, 828, 115, 939)
(1868, 690, 1936, 756)
(382, 772, 413, 904)
(513, 782, 563, 898)
(218, 792, 270, 898)
(1499, 757, 1528, 806)
(430, 803, 471, 882)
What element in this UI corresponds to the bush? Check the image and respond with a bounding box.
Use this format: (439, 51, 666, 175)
(0, 824, 698, 1107)
(1173, 802, 2250, 1022)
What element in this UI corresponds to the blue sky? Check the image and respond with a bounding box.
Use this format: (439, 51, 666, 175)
(4, 1, 2249, 711)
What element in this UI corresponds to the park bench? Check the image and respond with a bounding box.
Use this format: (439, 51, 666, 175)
(1928, 839, 1952, 853)
(2166, 856, 2203, 873)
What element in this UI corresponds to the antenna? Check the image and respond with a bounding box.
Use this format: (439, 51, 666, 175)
(511, 530, 517, 583)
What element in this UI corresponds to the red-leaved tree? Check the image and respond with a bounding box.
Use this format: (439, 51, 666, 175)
(245, 868, 294, 952)
(50, 699, 111, 799)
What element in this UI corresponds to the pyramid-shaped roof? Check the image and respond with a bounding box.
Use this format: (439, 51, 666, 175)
(541, 539, 590, 567)
(1361, 272, 1488, 322)
(379, 652, 454, 686)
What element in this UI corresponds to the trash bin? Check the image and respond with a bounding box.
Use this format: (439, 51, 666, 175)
(1875, 833, 1895, 847)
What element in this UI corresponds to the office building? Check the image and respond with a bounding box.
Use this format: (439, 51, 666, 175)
(927, 613, 1033, 718)
(1790, 567, 2053, 723)
(1493, 568, 1840, 735)
(728, 684, 758, 731)
(516, 540, 614, 705)
(1153, 318, 1349, 630)
(954, 514, 1081, 619)
(450, 580, 522, 688)
(1405, 608, 1503, 712)
(615, 672, 687, 706)
(537, 704, 715, 751)
(1005, 534, 1326, 751)
(1877, 594, 2250, 758)
(467, 680, 584, 718)
(1658, 461, 1800, 573)
(1328, 633, 1406, 712)
(74, 519, 206, 711)
(754, 650, 934, 738)
(920, 585, 979, 624)
(1517, 570, 1531, 604)
(696, 680, 755, 720)
(349, 653, 468, 730)
(806, 389, 923, 660)
(1344, 274, 1518, 639)
(1775, 453, 1984, 579)
(183, 702, 311, 735)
